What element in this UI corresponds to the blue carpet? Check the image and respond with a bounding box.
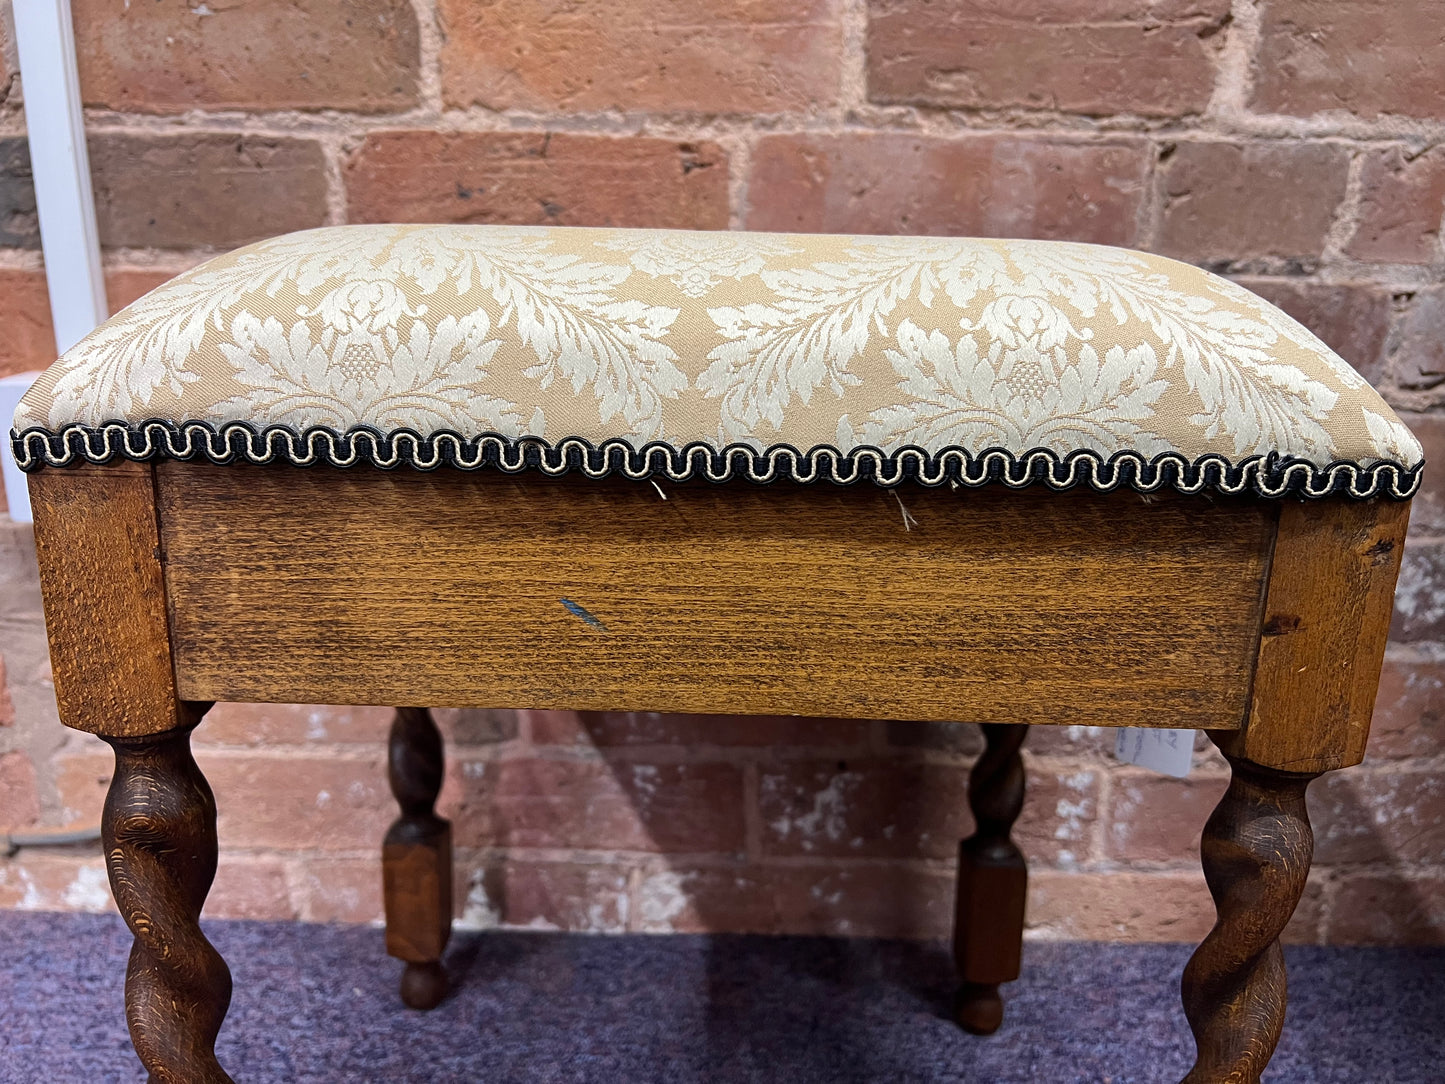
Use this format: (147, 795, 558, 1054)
(0, 911, 1441, 1082)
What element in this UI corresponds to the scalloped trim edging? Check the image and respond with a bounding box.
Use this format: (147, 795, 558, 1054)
(8, 420, 1424, 500)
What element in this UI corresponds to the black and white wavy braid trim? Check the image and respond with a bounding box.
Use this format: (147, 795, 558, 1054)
(9, 420, 1423, 500)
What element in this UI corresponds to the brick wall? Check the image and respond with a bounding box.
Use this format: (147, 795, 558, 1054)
(1, 0, 1443, 944)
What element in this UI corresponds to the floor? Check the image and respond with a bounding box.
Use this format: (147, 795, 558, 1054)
(2, 912, 1441, 1082)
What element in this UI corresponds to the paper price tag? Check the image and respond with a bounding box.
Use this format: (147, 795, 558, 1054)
(1114, 728, 1196, 778)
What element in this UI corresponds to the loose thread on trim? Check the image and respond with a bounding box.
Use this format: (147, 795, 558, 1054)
(891, 490, 918, 531)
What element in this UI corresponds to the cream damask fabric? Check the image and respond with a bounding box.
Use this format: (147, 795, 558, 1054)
(11, 224, 1423, 498)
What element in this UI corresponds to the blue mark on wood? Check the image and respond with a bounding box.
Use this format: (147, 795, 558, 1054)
(559, 597, 608, 631)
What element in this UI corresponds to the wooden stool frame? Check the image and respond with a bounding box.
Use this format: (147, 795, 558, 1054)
(29, 459, 1409, 1084)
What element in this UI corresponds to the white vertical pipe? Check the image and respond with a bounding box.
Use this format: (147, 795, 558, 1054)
(12, 0, 107, 353)
(6, 1, 106, 523)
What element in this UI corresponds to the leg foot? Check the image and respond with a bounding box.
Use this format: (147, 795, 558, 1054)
(953, 723, 1028, 1036)
(954, 981, 1005, 1036)
(1180, 751, 1321, 1084)
(384, 707, 453, 1010)
(400, 960, 448, 1010)
(102, 717, 233, 1084)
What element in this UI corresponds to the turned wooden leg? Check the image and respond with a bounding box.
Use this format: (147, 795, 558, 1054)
(1180, 752, 1322, 1084)
(953, 722, 1028, 1035)
(102, 717, 234, 1084)
(384, 706, 453, 1010)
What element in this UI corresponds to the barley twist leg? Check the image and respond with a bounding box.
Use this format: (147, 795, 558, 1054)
(1181, 754, 1321, 1083)
(102, 719, 233, 1084)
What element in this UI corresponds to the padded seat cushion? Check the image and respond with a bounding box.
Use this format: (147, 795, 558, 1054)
(11, 224, 1422, 498)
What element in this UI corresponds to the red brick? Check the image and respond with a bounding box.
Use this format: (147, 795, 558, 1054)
(106, 267, 191, 311)
(0, 751, 38, 832)
(747, 134, 1149, 244)
(61, 746, 400, 850)
(758, 760, 959, 859)
(1328, 874, 1445, 945)
(1027, 870, 1213, 941)
(884, 719, 985, 757)
(1288, 873, 1328, 943)
(199, 703, 394, 747)
(444, 756, 745, 853)
(1105, 771, 1229, 863)
(195, 703, 518, 749)
(757, 758, 1098, 863)
(867, 0, 1229, 117)
(200, 752, 392, 851)
(204, 856, 296, 921)
(0, 17, 14, 107)
(1231, 279, 1393, 384)
(529, 709, 871, 749)
(439, 0, 842, 114)
(1156, 141, 1350, 269)
(1254, 1, 1445, 120)
(1021, 764, 1102, 865)
(0, 855, 113, 912)
(295, 857, 382, 924)
(1027, 869, 1323, 943)
(0, 657, 14, 726)
(1348, 147, 1445, 265)
(91, 133, 329, 249)
(1392, 289, 1445, 391)
(73, 0, 420, 113)
(1368, 655, 1445, 759)
(1022, 725, 1113, 757)
(53, 748, 110, 829)
(436, 709, 520, 748)
(346, 132, 729, 231)
(457, 859, 631, 933)
(0, 266, 201, 379)
(1390, 545, 1445, 642)
(0, 269, 50, 376)
(1397, 414, 1445, 534)
(1312, 769, 1445, 865)
(0, 137, 36, 248)
(633, 861, 954, 938)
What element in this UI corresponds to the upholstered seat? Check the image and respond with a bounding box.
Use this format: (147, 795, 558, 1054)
(11, 224, 1422, 499)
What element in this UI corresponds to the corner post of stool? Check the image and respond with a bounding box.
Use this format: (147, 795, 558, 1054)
(1182, 496, 1410, 1084)
(384, 706, 453, 1010)
(953, 722, 1028, 1035)
(1181, 746, 1319, 1084)
(103, 708, 233, 1084)
(29, 463, 235, 1083)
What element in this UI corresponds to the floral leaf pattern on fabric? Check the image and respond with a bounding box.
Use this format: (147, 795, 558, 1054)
(387, 229, 685, 439)
(700, 239, 1005, 441)
(213, 309, 518, 437)
(602, 232, 799, 298)
(13, 223, 1422, 494)
(41, 228, 401, 427)
(856, 321, 1171, 458)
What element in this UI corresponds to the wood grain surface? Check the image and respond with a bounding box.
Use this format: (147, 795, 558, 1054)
(384, 707, 452, 1011)
(29, 464, 192, 738)
(1218, 498, 1411, 773)
(1180, 748, 1320, 1084)
(156, 463, 1277, 729)
(102, 721, 234, 1083)
(953, 722, 1028, 1036)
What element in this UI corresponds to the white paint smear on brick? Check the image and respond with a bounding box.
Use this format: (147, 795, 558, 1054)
(456, 868, 501, 931)
(637, 869, 690, 932)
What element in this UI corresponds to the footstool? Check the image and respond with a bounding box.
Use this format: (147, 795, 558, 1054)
(11, 225, 1422, 1083)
